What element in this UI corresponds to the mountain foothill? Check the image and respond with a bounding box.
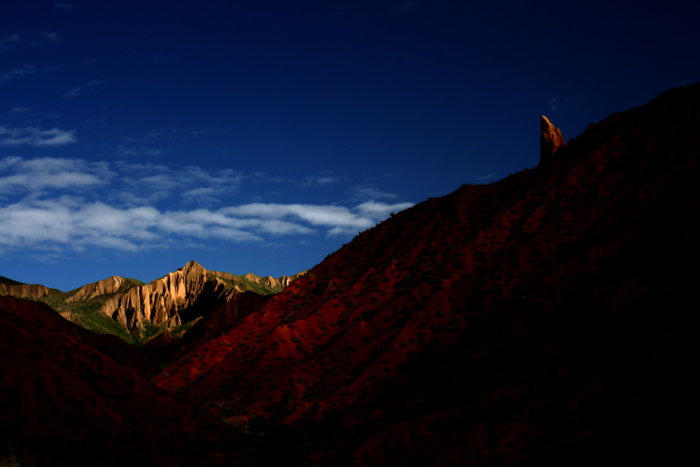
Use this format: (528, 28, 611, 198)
(1, 83, 698, 465)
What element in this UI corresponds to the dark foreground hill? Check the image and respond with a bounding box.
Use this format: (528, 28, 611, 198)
(2, 83, 698, 465)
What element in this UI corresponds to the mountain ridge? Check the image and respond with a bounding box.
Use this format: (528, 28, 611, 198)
(0, 282, 60, 300)
(101, 260, 305, 334)
(152, 83, 698, 464)
(0, 84, 697, 465)
(0, 260, 306, 343)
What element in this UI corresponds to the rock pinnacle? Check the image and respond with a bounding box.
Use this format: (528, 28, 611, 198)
(540, 115, 566, 164)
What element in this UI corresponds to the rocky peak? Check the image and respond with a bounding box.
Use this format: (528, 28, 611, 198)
(539, 115, 566, 164)
(179, 260, 206, 274)
(65, 276, 136, 303)
(100, 262, 303, 336)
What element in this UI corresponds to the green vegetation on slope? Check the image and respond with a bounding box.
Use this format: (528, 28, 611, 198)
(169, 319, 199, 338)
(212, 273, 286, 295)
(123, 278, 145, 286)
(20, 272, 289, 347)
(36, 293, 137, 345)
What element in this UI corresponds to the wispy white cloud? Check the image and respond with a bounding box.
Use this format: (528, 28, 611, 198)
(0, 156, 414, 253)
(63, 79, 99, 98)
(0, 156, 112, 194)
(351, 185, 399, 201)
(54, 3, 77, 10)
(354, 200, 413, 220)
(222, 203, 372, 228)
(222, 201, 413, 237)
(0, 126, 77, 146)
(0, 200, 177, 252)
(62, 88, 80, 98)
(328, 201, 413, 236)
(0, 199, 414, 252)
(182, 187, 219, 204)
(114, 144, 162, 157)
(303, 175, 339, 186)
(152, 54, 176, 64)
(546, 95, 574, 113)
(74, 58, 97, 67)
(144, 129, 179, 140)
(668, 78, 696, 88)
(115, 162, 244, 205)
(392, 0, 421, 13)
(0, 34, 21, 51)
(0, 64, 36, 83)
(0, 199, 326, 252)
(40, 31, 63, 44)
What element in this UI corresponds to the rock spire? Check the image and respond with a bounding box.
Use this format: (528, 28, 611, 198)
(540, 115, 566, 164)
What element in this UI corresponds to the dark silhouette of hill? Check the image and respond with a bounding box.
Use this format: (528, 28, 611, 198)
(0, 295, 250, 466)
(1, 83, 698, 465)
(155, 84, 699, 465)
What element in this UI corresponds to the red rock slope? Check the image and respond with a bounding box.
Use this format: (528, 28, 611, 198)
(154, 84, 699, 465)
(2, 84, 697, 465)
(0, 295, 208, 466)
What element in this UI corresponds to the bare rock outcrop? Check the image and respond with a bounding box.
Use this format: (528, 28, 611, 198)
(539, 115, 566, 164)
(0, 283, 57, 300)
(1, 262, 304, 338)
(241, 272, 306, 290)
(103, 261, 222, 332)
(65, 276, 139, 302)
(99, 261, 304, 334)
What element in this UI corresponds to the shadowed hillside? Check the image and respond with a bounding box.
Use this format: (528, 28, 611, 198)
(2, 84, 697, 465)
(0, 296, 194, 465)
(154, 84, 699, 465)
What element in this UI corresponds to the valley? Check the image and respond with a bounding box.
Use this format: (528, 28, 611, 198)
(1, 83, 698, 465)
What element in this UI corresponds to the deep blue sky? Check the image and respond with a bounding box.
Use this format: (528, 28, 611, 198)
(1, 0, 698, 291)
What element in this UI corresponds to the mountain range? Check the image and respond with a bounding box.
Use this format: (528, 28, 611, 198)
(1, 262, 304, 345)
(1, 83, 698, 465)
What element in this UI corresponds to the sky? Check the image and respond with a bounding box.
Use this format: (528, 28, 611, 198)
(1, 0, 699, 291)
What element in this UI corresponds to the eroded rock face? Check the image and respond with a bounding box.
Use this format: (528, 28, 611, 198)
(65, 276, 137, 302)
(99, 261, 305, 333)
(540, 115, 566, 164)
(0, 283, 56, 299)
(241, 272, 299, 289)
(103, 261, 227, 331)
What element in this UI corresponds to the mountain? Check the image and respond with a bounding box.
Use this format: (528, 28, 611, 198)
(0, 275, 24, 286)
(153, 84, 698, 464)
(100, 261, 302, 335)
(64, 275, 145, 302)
(0, 278, 61, 300)
(1, 261, 305, 344)
(1, 83, 697, 465)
